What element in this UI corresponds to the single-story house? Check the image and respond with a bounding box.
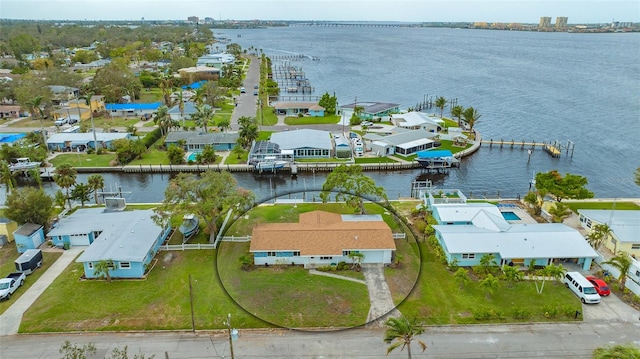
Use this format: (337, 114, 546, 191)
(434, 218, 598, 270)
(366, 130, 438, 156)
(391, 112, 443, 132)
(432, 203, 504, 225)
(52, 208, 171, 279)
(164, 131, 239, 151)
(48, 85, 79, 104)
(0, 217, 18, 243)
(169, 102, 212, 121)
(270, 129, 333, 158)
(13, 223, 45, 253)
(177, 66, 221, 81)
(0, 105, 24, 119)
(47, 132, 132, 151)
(52, 105, 91, 122)
(274, 102, 326, 117)
(340, 102, 400, 121)
(106, 102, 162, 117)
(196, 53, 235, 70)
(250, 210, 396, 268)
(578, 210, 640, 258)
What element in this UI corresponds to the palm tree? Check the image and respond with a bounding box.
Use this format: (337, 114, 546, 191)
(218, 118, 231, 132)
(451, 105, 464, 127)
(71, 183, 91, 207)
(232, 143, 244, 159)
(53, 164, 77, 209)
(603, 251, 633, 288)
(435, 96, 447, 118)
(27, 167, 43, 189)
(159, 76, 174, 107)
(25, 95, 47, 150)
(587, 223, 612, 251)
(548, 202, 571, 223)
(479, 253, 497, 275)
(463, 106, 482, 132)
(347, 251, 365, 271)
(0, 160, 16, 194)
(79, 93, 99, 153)
(176, 90, 185, 127)
(454, 267, 470, 290)
(87, 174, 105, 204)
(480, 274, 499, 299)
(383, 315, 427, 359)
(547, 264, 565, 285)
(239, 121, 259, 149)
(194, 104, 213, 132)
(153, 105, 172, 136)
(94, 259, 114, 282)
(501, 265, 523, 288)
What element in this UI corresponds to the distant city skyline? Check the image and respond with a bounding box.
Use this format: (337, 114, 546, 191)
(1, 0, 639, 23)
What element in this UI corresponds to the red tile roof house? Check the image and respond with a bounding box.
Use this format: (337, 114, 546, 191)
(250, 210, 396, 268)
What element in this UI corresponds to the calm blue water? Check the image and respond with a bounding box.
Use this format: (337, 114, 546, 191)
(2, 27, 639, 204)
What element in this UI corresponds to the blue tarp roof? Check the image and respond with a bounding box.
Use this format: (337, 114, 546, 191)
(182, 81, 208, 90)
(416, 149, 453, 158)
(0, 133, 26, 143)
(106, 102, 162, 111)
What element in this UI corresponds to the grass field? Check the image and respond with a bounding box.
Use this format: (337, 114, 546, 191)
(565, 201, 640, 213)
(355, 157, 398, 164)
(49, 153, 117, 167)
(283, 115, 341, 125)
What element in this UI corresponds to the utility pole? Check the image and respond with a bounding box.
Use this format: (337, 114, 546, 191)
(224, 313, 236, 359)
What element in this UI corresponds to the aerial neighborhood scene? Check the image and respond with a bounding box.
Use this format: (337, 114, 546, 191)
(0, 0, 639, 358)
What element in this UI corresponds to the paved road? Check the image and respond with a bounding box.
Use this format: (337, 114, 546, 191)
(231, 56, 261, 130)
(1, 322, 639, 358)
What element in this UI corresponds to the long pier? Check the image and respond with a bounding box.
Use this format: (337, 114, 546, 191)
(480, 139, 573, 158)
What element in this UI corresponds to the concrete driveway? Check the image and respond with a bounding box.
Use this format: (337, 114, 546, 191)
(582, 291, 640, 322)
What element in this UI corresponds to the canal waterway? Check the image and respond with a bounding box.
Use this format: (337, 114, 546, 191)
(2, 27, 639, 205)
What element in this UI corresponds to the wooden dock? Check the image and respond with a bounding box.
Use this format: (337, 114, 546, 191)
(480, 139, 571, 158)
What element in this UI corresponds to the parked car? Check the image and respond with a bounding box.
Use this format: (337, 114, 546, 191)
(54, 118, 68, 126)
(586, 275, 611, 296)
(68, 118, 78, 125)
(254, 84, 259, 89)
(240, 87, 246, 93)
(563, 271, 601, 304)
(253, 91, 258, 96)
(361, 121, 373, 127)
(0, 272, 26, 300)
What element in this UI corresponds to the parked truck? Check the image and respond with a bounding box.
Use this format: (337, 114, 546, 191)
(15, 249, 43, 275)
(0, 272, 26, 300)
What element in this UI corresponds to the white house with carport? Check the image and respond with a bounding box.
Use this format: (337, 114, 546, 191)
(270, 129, 333, 158)
(366, 129, 438, 156)
(250, 211, 396, 268)
(391, 112, 443, 132)
(47, 208, 171, 279)
(578, 209, 640, 258)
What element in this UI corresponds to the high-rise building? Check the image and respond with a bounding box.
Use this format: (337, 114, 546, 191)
(555, 17, 568, 30)
(187, 16, 199, 23)
(539, 17, 551, 29)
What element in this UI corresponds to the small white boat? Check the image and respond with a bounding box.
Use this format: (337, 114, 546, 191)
(255, 157, 287, 172)
(179, 214, 199, 242)
(9, 158, 41, 172)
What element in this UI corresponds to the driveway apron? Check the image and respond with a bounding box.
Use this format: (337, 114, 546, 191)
(361, 264, 400, 327)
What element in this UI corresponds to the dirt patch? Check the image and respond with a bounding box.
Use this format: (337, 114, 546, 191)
(163, 252, 175, 264)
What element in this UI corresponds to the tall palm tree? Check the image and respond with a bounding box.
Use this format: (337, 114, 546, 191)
(463, 107, 482, 132)
(218, 118, 231, 132)
(79, 93, 99, 152)
(239, 118, 259, 149)
(451, 105, 464, 127)
(27, 167, 43, 189)
(87, 174, 105, 204)
(587, 223, 612, 251)
(194, 104, 213, 132)
(53, 164, 77, 209)
(153, 105, 172, 136)
(603, 251, 633, 288)
(383, 315, 427, 359)
(435, 96, 447, 118)
(25, 95, 47, 151)
(176, 90, 185, 127)
(159, 77, 174, 107)
(0, 160, 16, 194)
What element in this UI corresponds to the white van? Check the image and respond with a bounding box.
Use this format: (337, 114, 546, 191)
(563, 272, 601, 304)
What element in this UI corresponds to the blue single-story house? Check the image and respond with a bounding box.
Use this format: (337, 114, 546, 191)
(47, 132, 132, 151)
(13, 223, 45, 253)
(273, 102, 325, 117)
(432, 203, 598, 270)
(106, 102, 162, 117)
(169, 102, 212, 121)
(164, 131, 239, 151)
(340, 101, 400, 120)
(55, 208, 171, 279)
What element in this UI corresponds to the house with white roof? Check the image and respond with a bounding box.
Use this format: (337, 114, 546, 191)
(270, 129, 333, 158)
(47, 132, 132, 151)
(365, 129, 439, 156)
(250, 211, 396, 268)
(47, 208, 171, 279)
(578, 210, 640, 258)
(432, 202, 598, 270)
(391, 112, 443, 132)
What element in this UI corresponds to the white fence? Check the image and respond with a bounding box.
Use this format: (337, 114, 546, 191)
(392, 233, 406, 239)
(221, 235, 252, 242)
(160, 243, 216, 251)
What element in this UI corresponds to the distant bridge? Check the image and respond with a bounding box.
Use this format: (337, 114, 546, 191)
(289, 22, 414, 28)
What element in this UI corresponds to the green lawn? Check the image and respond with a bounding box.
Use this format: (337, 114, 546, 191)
(565, 201, 640, 213)
(49, 153, 117, 167)
(138, 89, 162, 103)
(355, 157, 398, 164)
(89, 116, 140, 130)
(257, 131, 273, 141)
(0, 247, 62, 315)
(8, 118, 51, 128)
(224, 151, 248, 164)
(296, 158, 351, 163)
(261, 107, 278, 126)
(128, 149, 170, 165)
(284, 115, 340, 125)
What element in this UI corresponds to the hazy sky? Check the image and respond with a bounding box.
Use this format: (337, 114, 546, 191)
(1, 0, 639, 23)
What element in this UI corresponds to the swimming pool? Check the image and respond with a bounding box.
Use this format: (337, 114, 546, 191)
(501, 211, 521, 221)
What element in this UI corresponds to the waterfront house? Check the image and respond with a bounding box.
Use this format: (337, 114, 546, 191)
(12, 223, 45, 253)
(106, 102, 161, 118)
(196, 53, 235, 70)
(274, 102, 326, 117)
(270, 129, 333, 158)
(578, 209, 640, 258)
(391, 112, 443, 132)
(47, 132, 132, 151)
(164, 131, 239, 151)
(366, 129, 438, 156)
(340, 102, 400, 121)
(250, 211, 396, 268)
(48, 208, 171, 279)
(248, 141, 294, 164)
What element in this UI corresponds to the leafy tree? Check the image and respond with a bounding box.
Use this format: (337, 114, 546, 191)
(548, 202, 572, 223)
(603, 251, 633, 288)
(94, 259, 114, 282)
(318, 92, 338, 115)
(501, 265, 524, 288)
(239, 254, 253, 271)
(435, 96, 447, 118)
(167, 145, 185, 165)
(71, 183, 92, 207)
(72, 49, 98, 64)
(480, 274, 499, 299)
(59, 340, 97, 359)
(153, 171, 254, 243)
(383, 315, 427, 359)
(592, 344, 640, 359)
(454, 267, 470, 290)
(535, 170, 594, 202)
(113, 139, 145, 164)
(87, 174, 105, 205)
(586, 223, 611, 251)
(196, 145, 216, 164)
(91, 59, 142, 103)
(53, 164, 77, 209)
(450, 104, 464, 127)
(462, 106, 481, 131)
(170, 55, 196, 73)
(54, 190, 66, 208)
(5, 187, 53, 227)
(320, 164, 388, 214)
(523, 191, 541, 215)
(8, 33, 40, 60)
(105, 345, 155, 359)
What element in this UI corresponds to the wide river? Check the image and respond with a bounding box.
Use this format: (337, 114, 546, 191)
(3, 26, 640, 204)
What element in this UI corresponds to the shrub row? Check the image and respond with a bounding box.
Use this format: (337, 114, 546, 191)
(473, 305, 581, 321)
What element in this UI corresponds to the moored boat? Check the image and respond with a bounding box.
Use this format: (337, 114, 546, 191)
(255, 157, 288, 172)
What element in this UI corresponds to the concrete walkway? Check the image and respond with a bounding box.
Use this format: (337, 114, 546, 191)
(308, 269, 366, 284)
(0, 246, 85, 336)
(361, 264, 400, 327)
